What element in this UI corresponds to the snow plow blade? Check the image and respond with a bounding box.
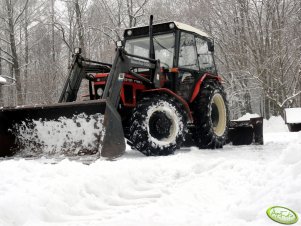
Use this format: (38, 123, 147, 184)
(0, 100, 125, 159)
(228, 117, 264, 145)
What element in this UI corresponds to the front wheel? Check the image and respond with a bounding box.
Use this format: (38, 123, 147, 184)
(192, 81, 229, 149)
(128, 94, 188, 156)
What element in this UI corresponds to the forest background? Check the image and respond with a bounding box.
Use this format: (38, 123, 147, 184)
(0, 0, 300, 119)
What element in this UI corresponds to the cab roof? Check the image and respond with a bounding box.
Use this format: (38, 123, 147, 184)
(173, 21, 211, 39)
(124, 21, 212, 40)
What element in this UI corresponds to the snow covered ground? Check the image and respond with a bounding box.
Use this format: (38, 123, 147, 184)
(0, 116, 300, 226)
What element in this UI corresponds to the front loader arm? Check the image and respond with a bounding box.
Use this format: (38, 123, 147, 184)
(102, 48, 159, 108)
(58, 51, 111, 103)
(59, 47, 160, 107)
(59, 53, 85, 103)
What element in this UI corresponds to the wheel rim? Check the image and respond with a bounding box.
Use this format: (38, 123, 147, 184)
(211, 93, 227, 136)
(149, 111, 173, 140)
(146, 104, 179, 145)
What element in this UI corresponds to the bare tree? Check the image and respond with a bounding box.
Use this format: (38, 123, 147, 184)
(0, 0, 29, 105)
(74, 0, 86, 55)
(0, 0, 299, 118)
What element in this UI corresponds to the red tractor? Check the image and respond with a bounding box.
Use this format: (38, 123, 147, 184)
(91, 19, 229, 156)
(0, 16, 261, 159)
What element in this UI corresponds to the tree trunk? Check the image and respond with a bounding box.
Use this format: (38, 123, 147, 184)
(51, 0, 56, 62)
(74, 0, 85, 56)
(23, 4, 29, 103)
(126, 0, 134, 27)
(5, 0, 23, 105)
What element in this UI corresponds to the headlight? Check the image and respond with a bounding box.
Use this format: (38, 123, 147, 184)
(127, 30, 132, 36)
(169, 23, 175, 29)
(96, 87, 104, 97)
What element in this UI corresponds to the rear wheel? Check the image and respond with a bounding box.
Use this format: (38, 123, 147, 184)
(128, 94, 187, 156)
(192, 81, 229, 149)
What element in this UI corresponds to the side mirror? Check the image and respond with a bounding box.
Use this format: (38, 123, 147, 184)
(0, 76, 7, 85)
(208, 41, 214, 52)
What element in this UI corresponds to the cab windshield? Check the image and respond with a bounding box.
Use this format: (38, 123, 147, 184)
(125, 33, 175, 68)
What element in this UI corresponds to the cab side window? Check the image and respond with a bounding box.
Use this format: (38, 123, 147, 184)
(195, 37, 214, 72)
(178, 32, 198, 70)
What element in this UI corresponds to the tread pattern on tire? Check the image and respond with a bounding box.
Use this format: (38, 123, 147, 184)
(192, 81, 229, 149)
(128, 94, 188, 156)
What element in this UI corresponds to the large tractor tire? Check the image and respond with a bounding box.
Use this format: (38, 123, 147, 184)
(192, 81, 229, 149)
(128, 94, 188, 156)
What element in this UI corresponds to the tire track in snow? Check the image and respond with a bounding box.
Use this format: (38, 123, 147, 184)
(0, 117, 300, 226)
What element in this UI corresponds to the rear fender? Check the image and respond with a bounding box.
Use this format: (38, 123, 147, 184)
(143, 88, 193, 122)
(189, 73, 222, 103)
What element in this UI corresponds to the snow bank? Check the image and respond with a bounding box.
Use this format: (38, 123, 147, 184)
(264, 116, 288, 133)
(235, 113, 260, 121)
(0, 115, 300, 226)
(279, 132, 301, 164)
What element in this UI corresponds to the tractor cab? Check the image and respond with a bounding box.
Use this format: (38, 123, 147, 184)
(124, 22, 217, 99)
(124, 21, 216, 74)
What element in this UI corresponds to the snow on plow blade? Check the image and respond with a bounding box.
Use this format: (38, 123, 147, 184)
(228, 117, 264, 145)
(0, 100, 125, 159)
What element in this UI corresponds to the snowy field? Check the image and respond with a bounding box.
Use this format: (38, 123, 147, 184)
(0, 116, 300, 226)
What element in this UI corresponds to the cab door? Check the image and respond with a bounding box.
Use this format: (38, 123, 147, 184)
(176, 31, 200, 100)
(195, 37, 216, 75)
